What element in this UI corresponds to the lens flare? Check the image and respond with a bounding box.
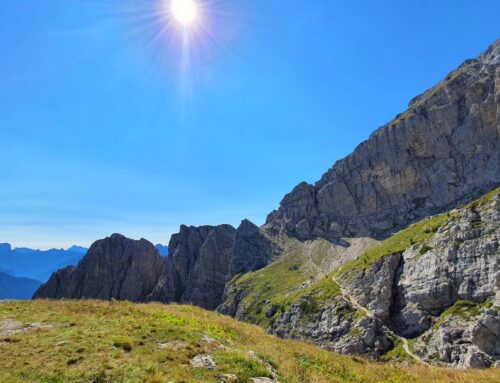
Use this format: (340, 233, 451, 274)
(171, 0, 197, 25)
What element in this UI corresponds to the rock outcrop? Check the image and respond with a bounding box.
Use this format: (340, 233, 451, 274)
(36, 220, 280, 310)
(265, 40, 500, 241)
(412, 306, 500, 368)
(230, 219, 282, 275)
(148, 224, 237, 309)
(271, 295, 394, 359)
(34, 234, 164, 301)
(339, 189, 499, 339)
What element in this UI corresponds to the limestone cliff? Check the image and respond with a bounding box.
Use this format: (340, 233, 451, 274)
(265, 40, 500, 241)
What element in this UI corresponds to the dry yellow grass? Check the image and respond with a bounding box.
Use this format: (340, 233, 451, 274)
(0, 300, 498, 383)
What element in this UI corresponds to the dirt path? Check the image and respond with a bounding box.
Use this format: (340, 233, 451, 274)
(331, 276, 430, 366)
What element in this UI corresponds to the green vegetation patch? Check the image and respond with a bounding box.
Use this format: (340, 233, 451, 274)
(337, 187, 499, 279)
(229, 241, 340, 326)
(1, 300, 499, 383)
(214, 350, 274, 382)
(440, 300, 493, 321)
(336, 213, 448, 277)
(380, 339, 414, 364)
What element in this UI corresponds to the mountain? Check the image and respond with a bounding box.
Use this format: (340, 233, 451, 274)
(67, 245, 88, 255)
(35, 222, 278, 310)
(34, 40, 500, 368)
(0, 244, 87, 282)
(220, 188, 500, 368)
(0, 272, 42, 299)
(155, 243, 169, 256)
(265, 40, 499, 241)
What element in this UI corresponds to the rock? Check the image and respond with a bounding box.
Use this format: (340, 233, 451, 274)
(249, 378, 277, 383)
(271, 296, 393, 359)
(265, 40, 500, 241)
(158, 340, 188, 350)
(265, 304, 279, 318)
(0, 319, 25, 336)
(148, 224, 237, 310)
(340, 253, 402, 322)
(392, 196, 499, 338)
(412, 305, 500, 368)
(471, 311, 500, 356)
(190, 354, 217, 369)
(220, 374, 239, 383)
(460, 349, 491, 369)
(34, 234, 164, 301)
(36, 224, 241, 310)
(202, 335, 226, 349)
(230, 220, 282, 275)
(0, 319, 53, 336)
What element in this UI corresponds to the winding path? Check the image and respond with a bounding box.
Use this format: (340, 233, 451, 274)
(331, 276, 429, 366)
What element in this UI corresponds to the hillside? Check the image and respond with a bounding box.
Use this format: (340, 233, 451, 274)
(1, 300, 499, 383)
(220, 188, 500, 367)
(0, 272, 42, 300)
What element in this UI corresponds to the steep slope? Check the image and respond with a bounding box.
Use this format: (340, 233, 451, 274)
(221, 188, 500, 367)
(2, 300, 500, 383)
(149, 224, 237, 309)
(265, 40, 499, 241)
(35, 221, 278, 310)
(34, 234, 164, 301)
(0, 272, 42, 299)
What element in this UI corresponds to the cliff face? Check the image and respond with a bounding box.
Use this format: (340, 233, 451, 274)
(222, 189, 499, 368)
(34, 234, 164, 301)
(336, 189, 500, 367)
(148, 224, 237, 310)
(265, 40, 500, 241)
(35, 221, 279, 310)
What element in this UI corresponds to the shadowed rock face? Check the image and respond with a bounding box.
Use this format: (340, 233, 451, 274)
(34, 234, 164, 301)
(230, 219, 282, 276)
(265, 40, 500, 241)
(35, 221, 280, 310)
(149, 224, 237, 310)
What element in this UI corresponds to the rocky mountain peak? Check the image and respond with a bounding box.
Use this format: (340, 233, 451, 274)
(265, 41, 500, 241)
(34, 234, 164, 301)
(478, 39, 500, 64)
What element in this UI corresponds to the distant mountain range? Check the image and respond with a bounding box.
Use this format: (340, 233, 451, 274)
(0, 243, 88, 282)
(155, 244, 169, 257)
(0, 272, 42, 300)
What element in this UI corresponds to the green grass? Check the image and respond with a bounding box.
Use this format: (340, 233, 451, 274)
(336, 213, 448, 277)
(461, 187, 500, 211)
(380, 339, 414, 364)
(439, 300, 493, 321)
(228, 241, 340, 326)
(1, 300, 500, 382)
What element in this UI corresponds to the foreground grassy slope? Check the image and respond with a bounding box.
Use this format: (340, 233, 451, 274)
(1, 300, 499, 383)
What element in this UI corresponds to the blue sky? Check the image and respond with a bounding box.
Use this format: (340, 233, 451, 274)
(0, 0, 498, 249)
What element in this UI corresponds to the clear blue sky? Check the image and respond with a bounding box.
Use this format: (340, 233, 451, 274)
(0, 0, 498, 249)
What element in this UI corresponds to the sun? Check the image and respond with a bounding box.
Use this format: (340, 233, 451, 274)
(171, 0, 198, 26)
